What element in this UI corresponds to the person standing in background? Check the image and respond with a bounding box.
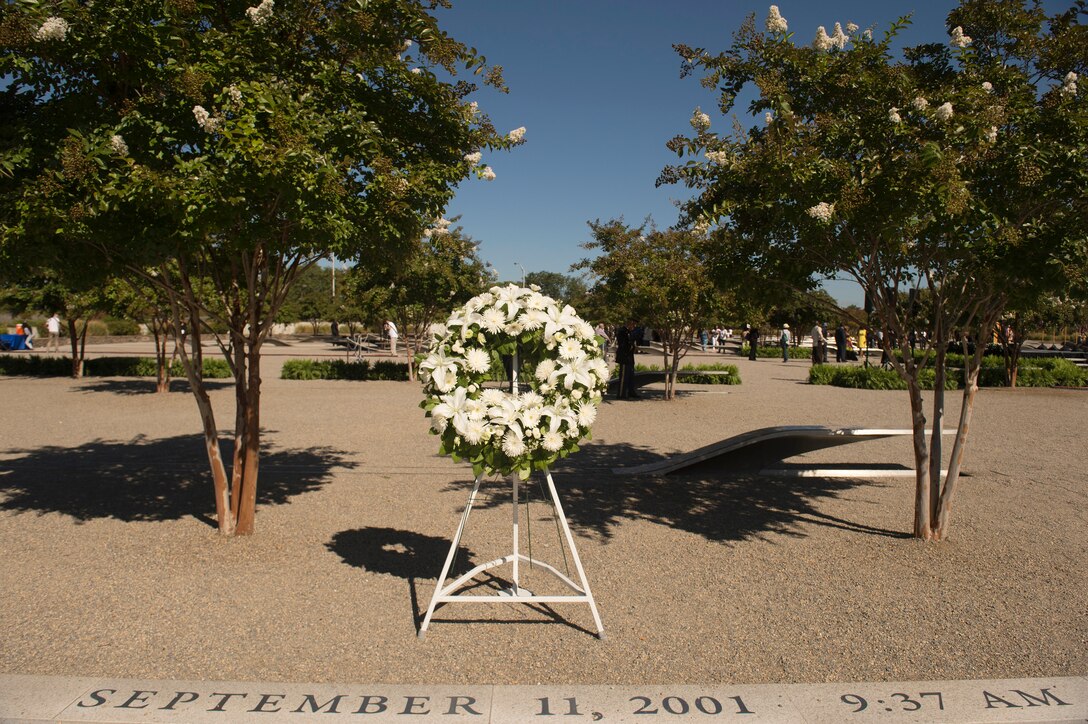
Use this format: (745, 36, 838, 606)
(779, 323, 791, 362)
(46, 312, 61, 353)
(384, 320, 398, 356)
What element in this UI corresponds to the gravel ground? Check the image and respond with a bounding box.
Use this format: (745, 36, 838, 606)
(0, 339, 1085, 685)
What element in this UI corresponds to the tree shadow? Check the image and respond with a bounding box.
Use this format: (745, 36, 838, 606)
(327, 527, 478, 631)
(445, 441, 908, 543)
(0, 435, 354, 525)
(79, 379, 233, 395)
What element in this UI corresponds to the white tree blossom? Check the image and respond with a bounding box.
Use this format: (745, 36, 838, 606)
(508, 126, 526, 142)
(481, 166, 496, 181)
(830, 22, 848, 50)
(813, 26, 833, 52)
(109, 134, 128, 156)
(246, 0, 274, 25)
(192, 105, 220, 133)
(949, 26, 972, 48)
(806, 202, 835, 223)
(982, 81, 993, 93)
(935, 102, 954, 121)
(765, 5, 788, 33)
(888, 107, 902, 124)
(690, 107, 711, 132)
(911, 96, 929, 111)
(1061, 71, 1078, 95)
(35, 17, 69, 42)
(463, 151, 482, 164)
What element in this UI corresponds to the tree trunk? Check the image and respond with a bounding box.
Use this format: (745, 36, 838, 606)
(175, 310, 235, 535)
(928, 335, 947, 527)
(234, 340, 262, 535)
(934, 354, 981, 540)
(906, 377, 933, 539)
(66, 319, 86, 378)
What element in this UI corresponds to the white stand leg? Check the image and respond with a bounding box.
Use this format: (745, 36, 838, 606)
(418, 469, 604, 639)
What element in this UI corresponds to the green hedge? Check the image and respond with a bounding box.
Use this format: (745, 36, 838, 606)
(634, 362, 741, 385)
(809, 358, 1087, 390)
(280, 358, 410, 381)
(739, 344, 812, 359)
(0, 356, 231, 378)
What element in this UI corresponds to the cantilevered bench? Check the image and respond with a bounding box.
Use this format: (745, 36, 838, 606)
(612, 426, 952, 478)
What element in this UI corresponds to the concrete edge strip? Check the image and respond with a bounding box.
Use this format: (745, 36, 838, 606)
(1, 673, 1086, 723)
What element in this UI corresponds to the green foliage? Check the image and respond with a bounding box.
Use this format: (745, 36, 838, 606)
(810, 358, 1087, 389)
(634, 361, 741, 384)
(280, 359, 409, 381)
(740, 344, 811, 359)
(102, 317, 141, 336)
(0, 356, 230, 378)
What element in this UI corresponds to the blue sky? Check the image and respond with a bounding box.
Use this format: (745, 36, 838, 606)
(431, 1, 1053, 306)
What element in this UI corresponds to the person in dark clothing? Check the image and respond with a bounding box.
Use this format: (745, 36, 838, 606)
(330, 320, 340, 338)
(615, 319, 639, 399)
(746, 325, 759, 361)
(835, 323, 847, 363)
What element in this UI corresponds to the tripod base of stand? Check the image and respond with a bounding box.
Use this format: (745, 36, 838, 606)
(418, 470, 604, 639)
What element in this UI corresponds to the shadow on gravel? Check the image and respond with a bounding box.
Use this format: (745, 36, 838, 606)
(0, 434, 353, 525)
(326, 527, 599, 636)
(443, 441, 908, 544)
(79, 379, 233, 395)
(327, 527, 478, 631)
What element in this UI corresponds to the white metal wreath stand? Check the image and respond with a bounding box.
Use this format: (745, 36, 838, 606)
(418, 354, 605, 639)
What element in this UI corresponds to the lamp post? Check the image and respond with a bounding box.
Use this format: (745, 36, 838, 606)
(515, 262, 526, 286)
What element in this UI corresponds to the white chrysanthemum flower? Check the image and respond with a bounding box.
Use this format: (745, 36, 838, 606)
(911, 96, 929, 111)
(502, 430, 526, 458)
(766, 5, 788, 33)
(520, 391, 544, 408)
(520, 406, 542, 430)
(705, 150, 730, 165)
(535, 359, 557, 381)
(806, 202, 835, 223)
(576, 403, 598, 427)
(831, 22, 848, 50)
(542, 431, 564, 452)
(985, 126, 998, 142)
(949, 26, 972, 48)
(558, 337, 586, 361)
(464, 348, 491, 374)
(464, 151, 482, 164)
(813, 26, 833, 52)
(109, 134, 128, 156)
(935, 102, 953, 121)
(690, 107, 711, 132)
(481, 166, 496, 181)
(462, 419, 487, 445)
(521, 308, 548, 330)
(846, 22, 859, 34)
(590, 358, 610, 382)
(888, 107, 901, 124)
(981, 81, 993, 93)
(246, 0, 274, 25)
(505, 320, 524, 336)
(508, 126, 526, 142)
(481, 388, 506, 406)
(525, 292, 548, 310)
(431, 413, 449, 433)
(35, 17, 69, 42)
(480, 308, 506, 333)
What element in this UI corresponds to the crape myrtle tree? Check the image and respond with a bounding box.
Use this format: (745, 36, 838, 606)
(660, 1, 1086, 539)
(1, 0, 516, 535)
(348, 219, 490, 380)
(576, 219, 731, 400)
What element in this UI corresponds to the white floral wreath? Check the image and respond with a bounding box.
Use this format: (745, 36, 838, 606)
(419, 284, 609, 479)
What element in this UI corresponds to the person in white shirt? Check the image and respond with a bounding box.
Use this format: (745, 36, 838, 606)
(384, 320, 399, 356)
(46, 312, 61, 353)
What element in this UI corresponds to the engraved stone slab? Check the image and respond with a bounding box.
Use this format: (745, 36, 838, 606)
(2, 674, 1086, 723)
